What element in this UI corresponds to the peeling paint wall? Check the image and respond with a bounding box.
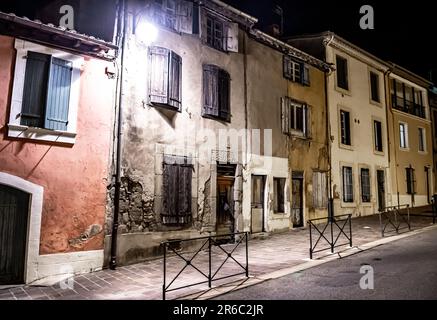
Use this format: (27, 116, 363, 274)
(0, 35, 115, 256)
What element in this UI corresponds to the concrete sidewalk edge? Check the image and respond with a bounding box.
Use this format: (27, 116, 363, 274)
(180, 224, 437, 300)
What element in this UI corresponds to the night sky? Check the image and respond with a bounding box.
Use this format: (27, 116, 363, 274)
(225, 0, 437, 81)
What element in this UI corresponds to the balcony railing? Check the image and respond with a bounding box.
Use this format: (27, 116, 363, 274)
(392, 94, 426, 119)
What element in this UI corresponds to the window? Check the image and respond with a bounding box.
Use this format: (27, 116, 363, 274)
(374, 120, 383, 152)
(340, 110, 351, 146)
(342, 166, 353, 202)
(418, 128, 426, 152)
(273, 178, 286, 213)
(150, 0, 194, 34)
(391, 78, 426, 118)
(148, 47, 182, 111)
(206, 15, 224, 51)
(202, 65, 230, 121)
(19, 51, 72, 131)
(312, 172, 328, 209)
(360, 168, 371, 203)
(162, 156, 193, 225)
(281, 97, 311, 138)
(283, 56, 310, 85)
(399, 123, 408, 149)
(370, 71, 380, 103)
(336, 55, 349, 91)
(406, 167, 415, 195)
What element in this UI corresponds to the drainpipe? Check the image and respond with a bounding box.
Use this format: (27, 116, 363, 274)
(110, 0, 127, 270)
(323, 34, 334, 221)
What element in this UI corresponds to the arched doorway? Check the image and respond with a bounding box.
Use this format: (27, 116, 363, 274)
(0, 184, 30, 284)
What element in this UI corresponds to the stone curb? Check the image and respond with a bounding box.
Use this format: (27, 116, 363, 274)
(180, 223, 437, 300)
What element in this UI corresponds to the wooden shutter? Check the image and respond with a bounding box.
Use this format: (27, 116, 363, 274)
(218, 69, 230, 121)
(44, 57, 73, 131)
(202, 65, 219, 117)
(199, 7, 208, 44)
(281, 97, 290, 134)
(312, 172, 319, 208)
(321, 172, 327, 208)
(302, 65, 310, 86)
(149, 46, 170, 105)
(226, 22, 239, 52)
(162, 162, 178, 224)
(20, 51, 50, 128)
(168, 51, 182, 111)
(283, 55, 292, 80)
(304, 105, 312, 138)
(178, 164, 193, 224)
(177, 0, 193, 34)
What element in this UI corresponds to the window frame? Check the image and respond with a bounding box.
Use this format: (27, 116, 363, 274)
(399, 122, 409, 150)
(335, 54, 349, 92)
(405, 167, 416, 195)
(8, 39, 82, 144)
(273, 177, 286, 213)
(339, 109, 352, 147)
(202, 64, 231, 122)
(373, 119, 383, 153)
(283, 56, 310, 86)
(369, 70, 381, 104)
(342, 166, 354, 203)
(418, 127, 426, 153)
(360, 168, 371, 203)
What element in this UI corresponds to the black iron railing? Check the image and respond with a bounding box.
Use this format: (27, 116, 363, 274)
(408, 199, 437, 224)
(308, 214, 352, 259)
(378, 205, 411, 237)
(161, 232, 249, 300)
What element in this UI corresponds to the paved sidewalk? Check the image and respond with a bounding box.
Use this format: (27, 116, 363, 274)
(0, 212, 435, 300)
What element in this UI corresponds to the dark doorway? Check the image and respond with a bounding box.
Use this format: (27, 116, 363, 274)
(377, 170, 386, 212)
(251, 175, 265, 233)
(0, 184, 30, 284)
(291, 172, 304, 228)
(216, 164, 236, 239)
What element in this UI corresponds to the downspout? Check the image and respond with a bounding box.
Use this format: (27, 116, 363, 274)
(384, 68, 400, 207)
(324, 34, 334, 220)
(110, 0, 127, 270)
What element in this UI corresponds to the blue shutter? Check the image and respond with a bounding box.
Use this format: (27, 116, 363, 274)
(20, 51, 50, 128)
(44, 57, 73, 131)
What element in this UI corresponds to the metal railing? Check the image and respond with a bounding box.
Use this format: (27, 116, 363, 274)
(161, 232, 249, 300)
(378, 205, 411, 237)
(407, 199, 437, 224)
(308, 214, 352, 259)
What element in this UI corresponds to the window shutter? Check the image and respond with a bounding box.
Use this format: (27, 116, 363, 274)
(202, 65, 219, 117)
(177, 0, 193, 34)
(312, 172, 319, 208)
(20, 51, 50, 128)
(321, 172, 327, 208)
(44, 57, 73, 131)
(218, 69, 230, 121)
(226, 22, 239, 52)
(199, 7, 208, 44)
(177, 164, 193, 224)
(302, 65, 310, 86)
(192, 2, 199, 34)
(162, 162, 178, 224)
(168, 51, 182, 111)
(304, 104, 312, 138)
(281, 97, 290, 134)
(149, 46, 170, 105)
(283, 55, 291, 80)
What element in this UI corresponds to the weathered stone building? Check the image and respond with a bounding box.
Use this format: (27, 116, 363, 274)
(105, 0, 331, 265)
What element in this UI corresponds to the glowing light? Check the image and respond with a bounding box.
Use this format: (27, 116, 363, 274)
(136, 21, 158, 45)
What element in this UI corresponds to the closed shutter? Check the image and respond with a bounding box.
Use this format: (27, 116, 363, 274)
(281, 97, 290, 134)
(20, 51, 50, 128)
(226, 22, 239, 52)
(178, 0, 193, 34)
(304, 104, 312, 138)
(168, 51, 182, 111)
(321, 172, 327, 208)
(178, 164, 193, 224)
(312, 172, 319, 208)
(302, 65, 310, 86)
(202, 65, 219, 117)
(44, 57, 73, 131)
(149, 46, 170, 105)
(283, 55, 291, 80)
(162, 157, 192, 225)
(218, 69, 230, 121)
(199, 7, 208, 44)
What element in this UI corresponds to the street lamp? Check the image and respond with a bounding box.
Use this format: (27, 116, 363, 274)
(135, 20, 158, 45)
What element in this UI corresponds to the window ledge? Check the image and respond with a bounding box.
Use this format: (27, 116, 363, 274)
(341, 202, 356, 208)
(339, 143, 353, 151)
(8, 124, 76, 144)
(399, 147, 410, 152)
(373, 150, 385, 156)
